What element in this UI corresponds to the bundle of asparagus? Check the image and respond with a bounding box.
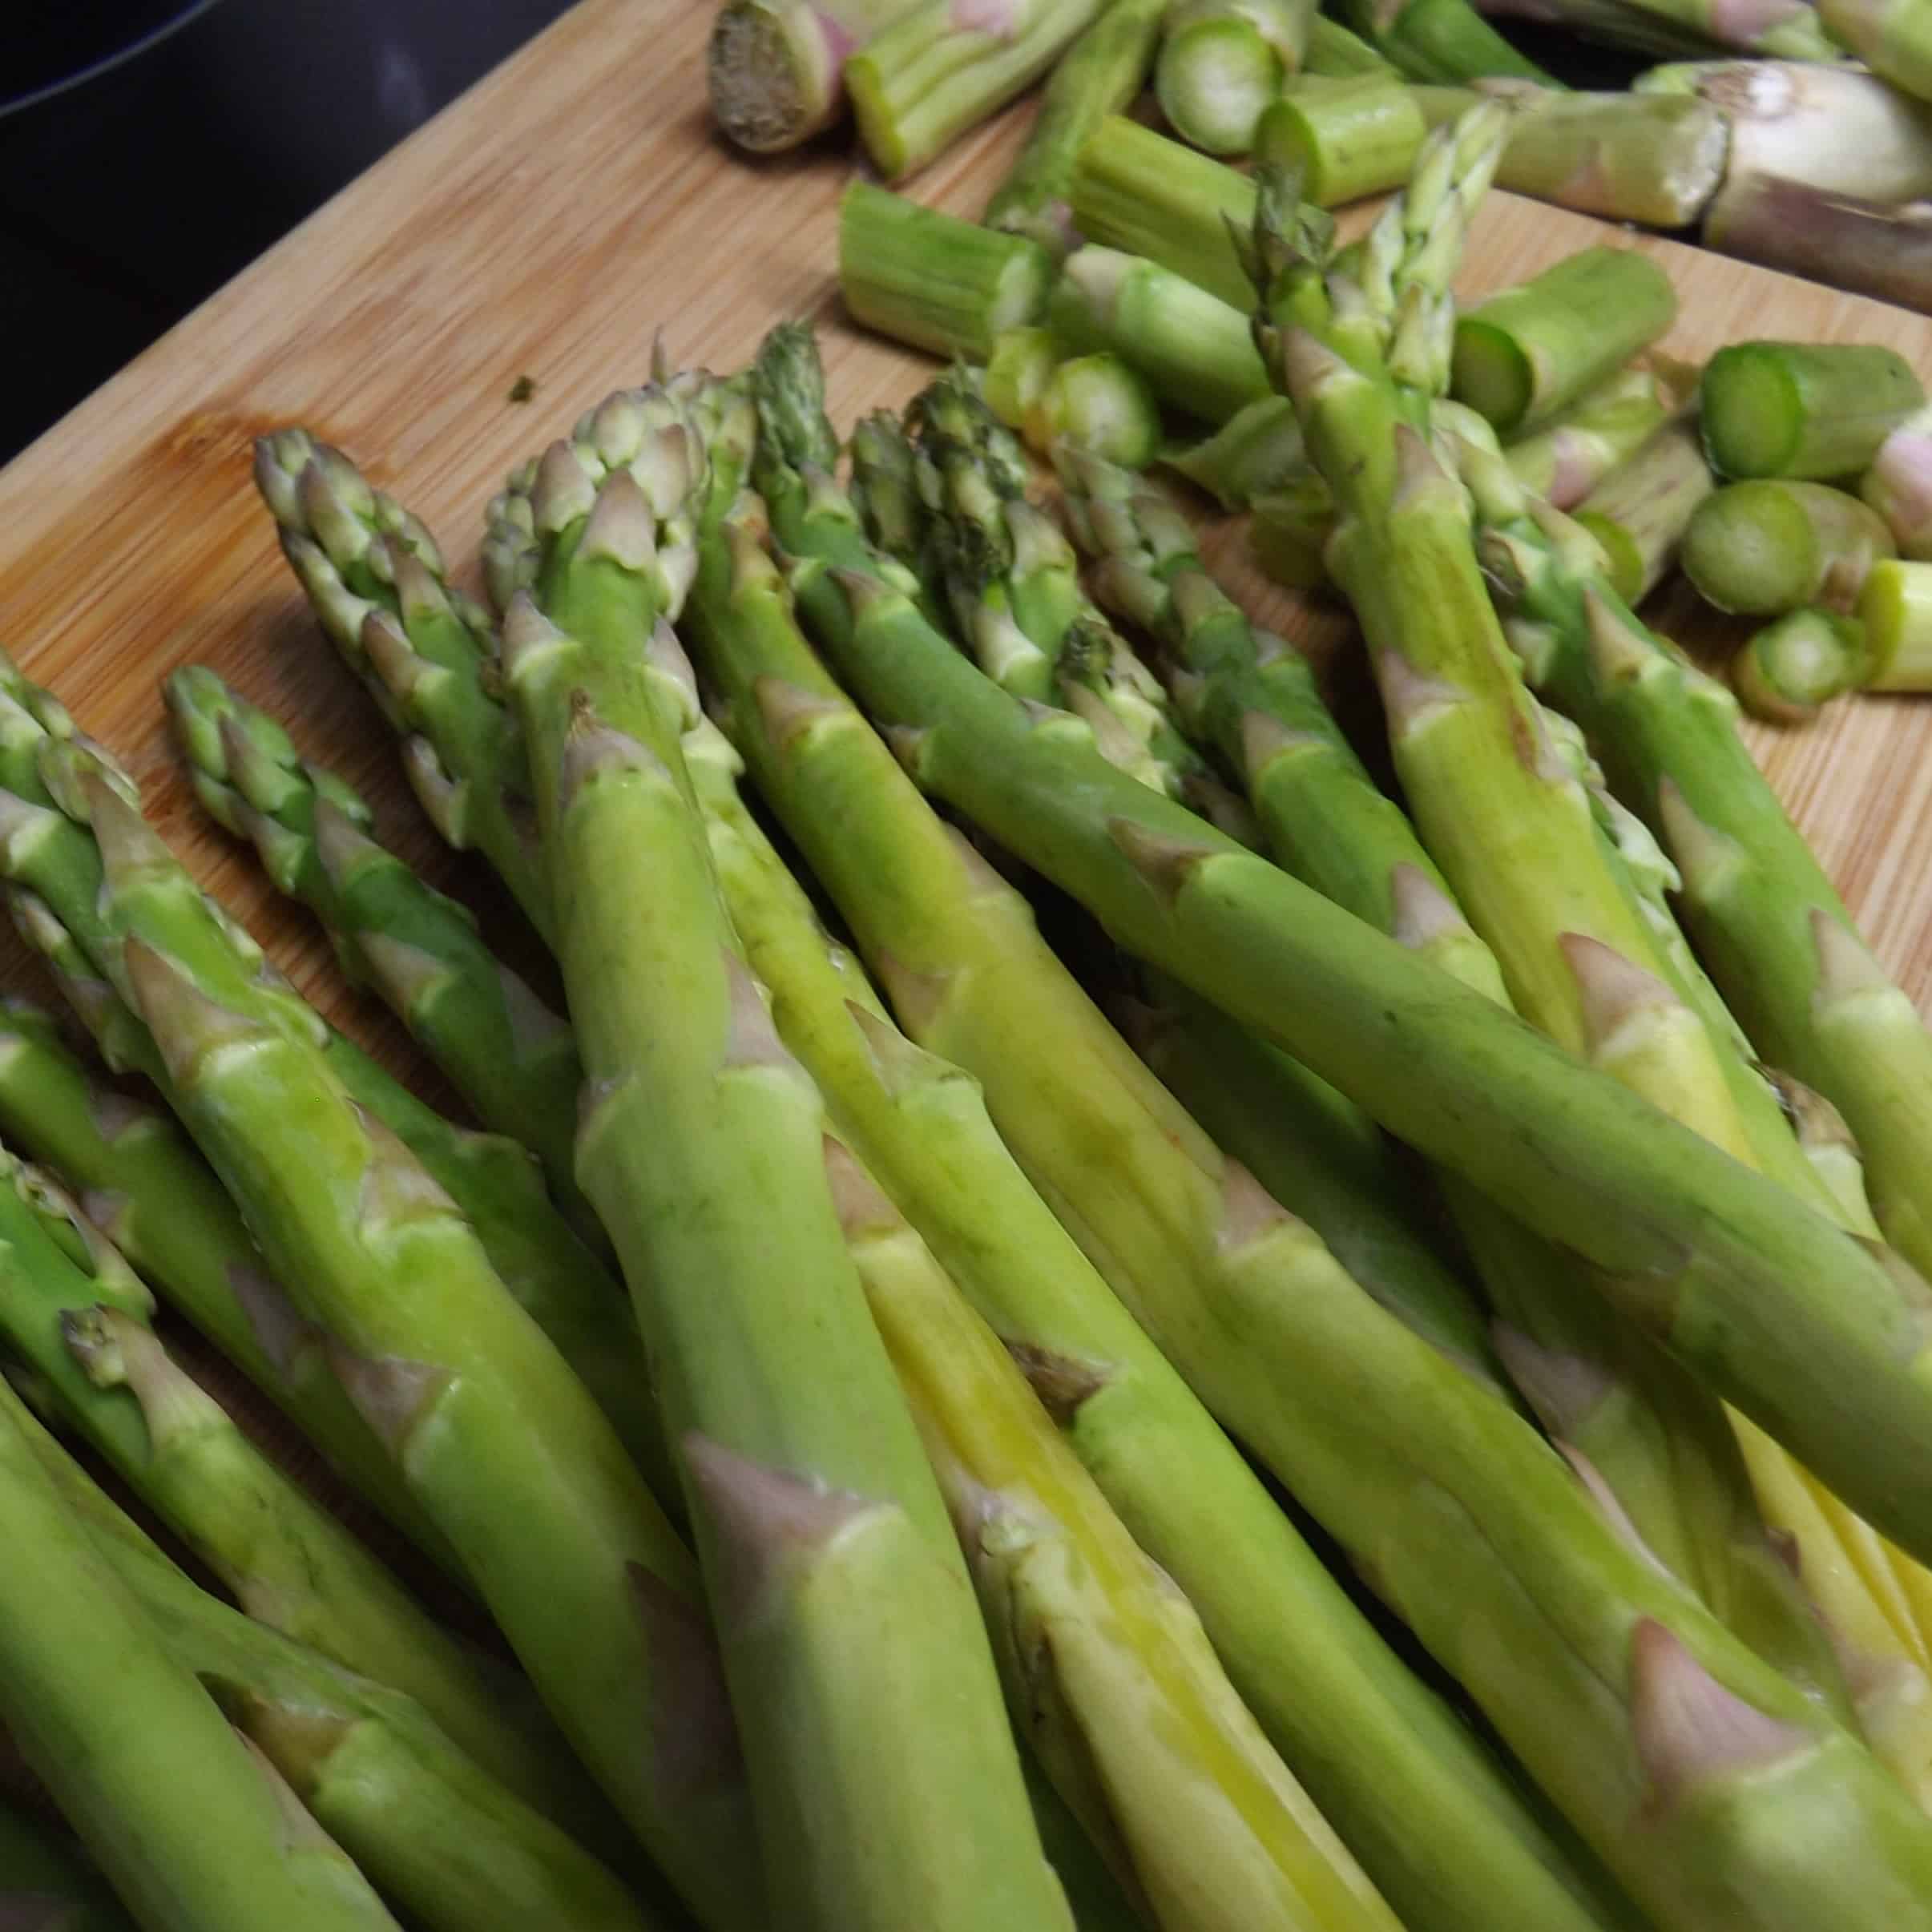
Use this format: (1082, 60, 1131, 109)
(23, 50, 1932, 1932)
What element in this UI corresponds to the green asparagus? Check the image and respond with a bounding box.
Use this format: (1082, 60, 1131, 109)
(1732, 609, 1871, 722)
(1700, 340, 1927, 481)
(1569, 419, 1716, 603)
(1502, 359, 1696, 510)
(1682, 480, 1896, 616)
(0, 1797, 133, 1932)
(1156, 0, 1315, 154)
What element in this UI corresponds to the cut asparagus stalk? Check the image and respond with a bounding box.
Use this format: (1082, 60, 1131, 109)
(253, 430, 550, 945)
(0, 1381, 402, 1932)
(1164, 395, 1307, 508)
(163, 666, 592, 1245)
(707, 0, 911, 151)
(1049, 247, 1271, 423)
(1025, 354, 1161, 466)
(0, 663, 668, 1525)
(1503, 359, 1697, 509)
(1305, 12, 1402, 71)
(1700, 338, 1927, 481)
(0, 711, 742, 1921)
(7, 1381, 668, 1932)
(839, 181, 1053, 361)
(1255, 75, 1430, 205)
(1816, 0, 1932, 109)
(1414, 83, 1728, 226)
(0, 1150, 593, 1831)
(1570, 418, 1716, 602)
(984, 0, 1165, 254)
(1452, 246, 1680, 434)
(1863, 405, 1932, 559)
(1858, 556, 1932, 688)
(716, 350, 1647, 1932)
(0, 993, 446, 1561)
(846, 0, 1108, 179)
(1640, 58, 1932, 205)
(829, 1144, 1406, 1932)
(492, 376, 1071, 1932)
(1338, 0, 1558, 82)
(1065, 115, 1259, 311)
(1732, 608, 1870, 722)
(1683, 480, 1897, 615)
(1474, 0, 1833, 57)
(1156, 0, 1315, 154)
(0, 1797, 133, 1932)
(756, 365, 1932, 1926)
(985, 325, 1059, 429)
(1702, 172, 1932, 317)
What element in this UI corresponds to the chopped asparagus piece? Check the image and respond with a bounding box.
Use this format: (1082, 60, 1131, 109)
(1682, 481, 1896, 616)
(1700, 340, 1926, 482)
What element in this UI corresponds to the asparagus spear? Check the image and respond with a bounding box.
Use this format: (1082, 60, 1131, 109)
(1639, 59, 1932, 205)
(1255, 75, 1430, 203)
(490, 376, 1071, 1932)
(905, 369, 1082, 700)
(700, 393, 1645, 1932)
(839, 181, 1054, 361)
(1864, 405, 1932, 559)
(163, 664, 591, 1244)
(1502, 359, 1696, 509)
(1732, 608, 1871, 722)
(828, 1143, 1404, 1932)
(253, 430, 550, 942)
(4, 1378, 668, 1932)
(1700, 340, 1927, 481)
(984, 325, 1059, 430)
(1156, 0, 1315, 155)
(707, 0, 911, 150)
(0, 1380, 402, 1932)
(1059, 449, 1849, 1700)
(983, 0, 1166, 253)
(0, 671, 666, 1515)
(1412, 83, 1728, 227)
(1452, 247, 1680, 434)
(0, 1797, 133, 1932)
(0, 991, 446, 1559)
(845, 0, 1108, 179)
(0, 713, 745, 1921)
(1065, 116, 1259, 311)
(1816, 0, 1932, 109)
(1682, 479, 1897, 616)
(749, 331, 1932, 1926)
(1049, 248, 1271, 423)
(1700, 173, 1932, 316)
(1570, 419, 1716, 603)
(0, 1144, 595, 1829)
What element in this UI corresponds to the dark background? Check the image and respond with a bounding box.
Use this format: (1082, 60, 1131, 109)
(0, 0, 579, 462)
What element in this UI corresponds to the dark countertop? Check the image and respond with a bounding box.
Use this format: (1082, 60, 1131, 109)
(1, 0, 579, 462)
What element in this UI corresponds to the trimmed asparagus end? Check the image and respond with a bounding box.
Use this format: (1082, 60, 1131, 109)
(1858, 557, 1932, 689)
(1682, 481, 1894, 617)
(1025, 356, 1160, 467)
(838, 181, 1052, 363)
(1157, 15, 1289, 155)
(1701, 338, 1927, 482)
(1732, 610, 1869, 724)
(1255, 75, 1427, 206)
(708, 0, 854, 152)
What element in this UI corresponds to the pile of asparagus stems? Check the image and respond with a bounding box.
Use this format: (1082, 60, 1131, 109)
(9, 104, 1932, 1932)
(709, 0, 1932, 313)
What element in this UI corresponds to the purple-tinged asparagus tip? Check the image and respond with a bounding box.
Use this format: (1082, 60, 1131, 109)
(627, 1561, 744, 1795)
(870, 950, 956, 1038)
(386, 538, 454, 627)
(1388, 863, 1476, 956)
(557, 712, 672, 818)
(821, 1134, 898, 1239)
(1654, 779, 1740, 899)
(751, 675, 846, 756)
(1560, 932, 1681, 1059)
(531, 442, 598, 537)
(228, 1262, 324, 1377)
(1216, 1157, 1301, 1256)
(121, 942, 260, 1086)
(579, 471, 660, 572)
(720, 950, 793, 1072)
(325, 1337, 451, 1458)
(497, 592, 568, 681)
(1375, 649, 1468, 744)
(1491, 1322, 1615, 1438)
(1556, 1442, 1678, 1582)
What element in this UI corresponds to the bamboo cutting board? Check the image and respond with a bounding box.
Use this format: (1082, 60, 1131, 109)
(2, 0, 1932, 1547)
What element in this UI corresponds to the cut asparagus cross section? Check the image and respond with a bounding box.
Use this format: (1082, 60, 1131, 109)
(1700, 341, 1926, 482)
(1682, 481, 1896, 617)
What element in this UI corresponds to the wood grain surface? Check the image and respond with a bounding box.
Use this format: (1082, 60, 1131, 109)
(2, 0, 1930, 1565)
